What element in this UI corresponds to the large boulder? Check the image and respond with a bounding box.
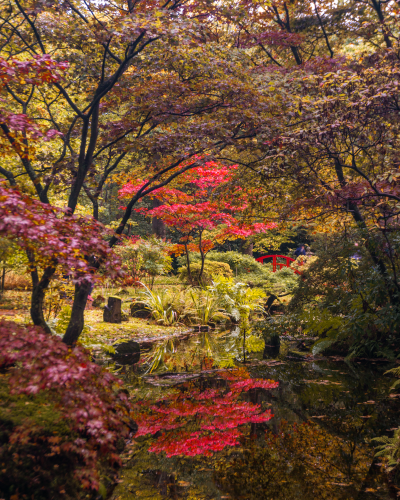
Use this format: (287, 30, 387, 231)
(111, 340, 140, 365)
(103, 296, 122, 323)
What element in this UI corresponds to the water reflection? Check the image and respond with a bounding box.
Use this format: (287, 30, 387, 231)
(111, 337, 399, 500)
(214, 420, 384, 499)
(141, 326, 265, 374)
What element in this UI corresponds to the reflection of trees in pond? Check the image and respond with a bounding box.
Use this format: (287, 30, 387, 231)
(132, 372, 278, 458)
(214, 420, 382, 500)
(143, 328, 264, 373)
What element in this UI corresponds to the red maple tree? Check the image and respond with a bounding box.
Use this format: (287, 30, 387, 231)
(119, 160, 276, 283)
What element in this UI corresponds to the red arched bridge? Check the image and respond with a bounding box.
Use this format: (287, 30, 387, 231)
(256, 254, 303, 275)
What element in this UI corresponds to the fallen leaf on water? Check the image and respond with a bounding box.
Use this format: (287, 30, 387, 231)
(264, 360, 285, 366)
(177, 481, 191, 487)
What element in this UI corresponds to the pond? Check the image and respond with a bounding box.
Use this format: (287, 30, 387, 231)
(110, 331, 400, 500)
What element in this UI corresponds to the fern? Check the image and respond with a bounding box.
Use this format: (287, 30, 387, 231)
(373, 429, 400, 473)
(384, 366, 400, 391)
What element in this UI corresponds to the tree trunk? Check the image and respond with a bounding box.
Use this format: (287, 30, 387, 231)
(370, 0, 392, 48)
(241, 239, 254, 256)
(30, 265, 56, 334)
(184, 242, 193, 285)
(62, 279, 92, 346)
(198, 230, 205, 285)
(333, 158, 399, 300)
(151, 198, 166, 239)
(1, 266, 5, 294)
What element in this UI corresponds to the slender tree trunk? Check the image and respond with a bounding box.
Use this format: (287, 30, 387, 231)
(184, 241, 193, 285)
(92, 196, 99, 221)
(62, 279, 92, 346)
(151, 198, 166, 239)
(333, 158, 399, 300)
(198, 231, 205, 285)
(1, 266, 5, 294)
(370, 0, 392, 48)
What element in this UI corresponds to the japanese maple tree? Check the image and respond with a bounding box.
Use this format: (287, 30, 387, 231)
(0, 184, 122, 336)
(119, 161, 276, 284)
(0, 319, 133, 496)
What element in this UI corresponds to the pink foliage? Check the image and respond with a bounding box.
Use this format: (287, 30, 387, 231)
(243, 30, 304, 48)
(0, 55, 68, 138)
(0, 319, 132, 490)
(0, 184, 121, 283)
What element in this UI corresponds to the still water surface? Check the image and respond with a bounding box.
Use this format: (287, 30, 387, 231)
(111, 336, 400, 500)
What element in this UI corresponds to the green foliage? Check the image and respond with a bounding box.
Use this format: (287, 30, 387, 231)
(373, 366, 400, 482)
(177, 250, 299, 297)
(0, 239, 28, 271)
(138, 284, 227, 327)
(384, 365, 400, 392)
(263, 267, 299, 296)
(177, 250, 264, 275)
(116, 237, 172, 288)
(252, 227, 298, 253)
(189, 289, 224, 325)
(208, 276, 265, 323)
(283, 234, 400, 358)
(178, 260, 232, 286)
(138, 284, 182, 326)
(374, 429, 400, 482)
(0, 239, 29, 293)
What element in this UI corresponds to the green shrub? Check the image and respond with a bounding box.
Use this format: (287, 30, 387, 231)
(177, 251, 266, 275)
(116, 236, 172, 288)
(178, 261, 232, 286)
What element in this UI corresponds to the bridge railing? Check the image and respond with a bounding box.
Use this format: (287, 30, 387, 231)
(256, 254, 303, 275)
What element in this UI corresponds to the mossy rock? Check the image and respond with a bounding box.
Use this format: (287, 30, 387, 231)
(111, 340, 141, 365)
(130, 301, 152, 319)
(92, 294, 105, 308)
